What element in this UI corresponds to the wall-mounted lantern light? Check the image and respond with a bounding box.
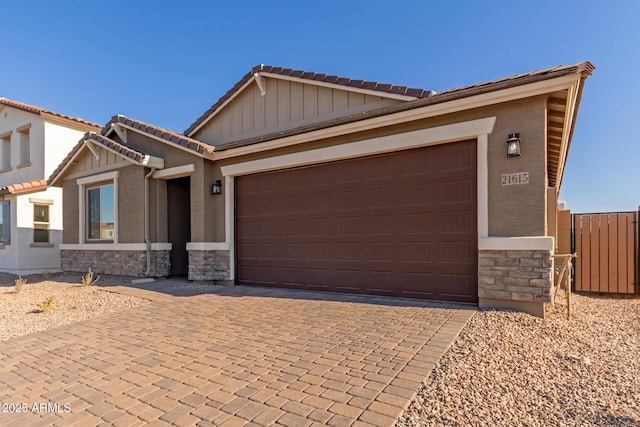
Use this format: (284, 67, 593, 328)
(506, 133, 521, 157)
(212, 179, 222, 195)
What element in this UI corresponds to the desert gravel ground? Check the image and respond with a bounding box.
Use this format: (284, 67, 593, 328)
(0, 273, 151, 342)
(398, 293, 640, 427)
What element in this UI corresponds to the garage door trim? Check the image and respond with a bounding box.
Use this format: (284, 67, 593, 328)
(220, 116, 496, 281)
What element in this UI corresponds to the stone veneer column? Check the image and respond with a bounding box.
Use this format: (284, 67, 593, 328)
(477, 237, 554, 317)
(188, 249, 231, 284)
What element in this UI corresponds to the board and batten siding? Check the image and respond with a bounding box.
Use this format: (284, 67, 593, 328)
(192, 77, 401, 146)
(63, 145, 130, 177)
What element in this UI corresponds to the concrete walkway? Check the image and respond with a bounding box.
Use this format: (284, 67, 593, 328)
(0, 279, 475, 426)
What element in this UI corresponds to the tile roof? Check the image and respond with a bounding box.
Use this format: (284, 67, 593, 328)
(0, 179, 48, 196)
(48, 132, 153, 186)
(105, 115, 214, 155)
(184, 64, 435, 136)
(0, 98, 101, 130)
(212, 61, 595, 152)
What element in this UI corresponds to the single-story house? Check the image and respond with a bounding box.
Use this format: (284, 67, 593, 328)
(48, 62, 594, 317)
(0, 98, 101, 274)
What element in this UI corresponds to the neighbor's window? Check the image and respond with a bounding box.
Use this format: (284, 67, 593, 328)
(19, 128, 30, 166)
(0, 133, 10, 170)
(0, 200, 10, 244)
(33, 204, 50, 243)
(87, 183, 114, 240)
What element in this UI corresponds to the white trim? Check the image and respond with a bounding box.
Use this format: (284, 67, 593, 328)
(141, 155, 165, 169)
(254, 73, 267, 96)
(85, 140, 100, 160)
(76, 170, 120, 185)
(223, 118, 497, 278)
(211, 74, 580, 161)
(478, 237, 554, 251)
(186, 242, 230, 251)
(77, 171, 119, 244)
(152, 164, 195, 180)
(226, 176, 235, 280)
(258, 72, 420, 102)
(477, 134, 489, 238)
(60, 243, 172, 251)
(221, 117, 496, 177)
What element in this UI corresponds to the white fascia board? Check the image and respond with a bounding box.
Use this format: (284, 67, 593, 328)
(76, 170, 119, 186)
(60, 243, 172, 251)
(116, 123, 211, 157)
(141, 155, 165, 169)
(478, 237, 554, 251)
(152, 163, 195, 180)
(186, 242, 230, 251)
(186, 76, 258, 137)
(258, 72, 420, 102)
(212, 74, 580, 161)
(221, 117, 496, 177)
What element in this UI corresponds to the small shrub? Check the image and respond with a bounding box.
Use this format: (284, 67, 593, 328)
(81, 268, 100, 287)
(14, 276, 26, 293)
(37, 296, 55, 312)
(42, 270, 52, 281)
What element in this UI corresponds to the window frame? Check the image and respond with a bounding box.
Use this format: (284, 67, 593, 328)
(33, 203, 50, 243)
(0, 200, 10, 245)
(17, 124, 30, 167)
(77, 171, 119, 244)
(86, 183, 115, 242)
(0, 131, 12, 172)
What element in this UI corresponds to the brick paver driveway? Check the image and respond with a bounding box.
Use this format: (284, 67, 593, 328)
(0, 282, 474, 426)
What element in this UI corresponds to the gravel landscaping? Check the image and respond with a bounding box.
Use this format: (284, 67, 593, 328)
(0, 273, 150, 342)
(398, 293, 640, 426)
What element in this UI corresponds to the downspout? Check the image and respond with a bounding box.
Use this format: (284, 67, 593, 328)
(144, 168, 156, 277)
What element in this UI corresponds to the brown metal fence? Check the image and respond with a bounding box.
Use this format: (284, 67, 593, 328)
(573, 211, 638, 294)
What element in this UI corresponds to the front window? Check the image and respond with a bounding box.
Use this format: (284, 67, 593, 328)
(33, 204, 50, 243)
(87, 184, 114, 241)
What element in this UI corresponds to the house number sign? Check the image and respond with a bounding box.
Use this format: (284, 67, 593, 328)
(501, 172, 529, 185)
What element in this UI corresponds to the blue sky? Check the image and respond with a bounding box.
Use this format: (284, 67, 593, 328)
(0, 1, 637, 212)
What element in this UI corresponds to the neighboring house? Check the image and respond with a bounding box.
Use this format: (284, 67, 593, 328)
(0, 98, 101, 275)
(48, 62, 593, 317)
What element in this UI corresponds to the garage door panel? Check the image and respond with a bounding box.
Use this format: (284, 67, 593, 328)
(402, 183, 435, 207)
(236, 140, 477, 302)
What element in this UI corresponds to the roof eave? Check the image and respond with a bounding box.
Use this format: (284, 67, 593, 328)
(210, 69, 589, 159)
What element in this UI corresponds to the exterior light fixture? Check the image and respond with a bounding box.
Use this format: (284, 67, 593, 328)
(506, 133, 521, 157)
(212, 179, 222, 195)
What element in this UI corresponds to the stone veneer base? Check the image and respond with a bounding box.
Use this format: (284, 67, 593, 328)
(60, 249, 170, 277)
(188, 250, 231, 282)
(478, 249, 553, 318)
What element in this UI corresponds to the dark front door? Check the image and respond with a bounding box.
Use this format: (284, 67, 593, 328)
(167, 177, 191, 276)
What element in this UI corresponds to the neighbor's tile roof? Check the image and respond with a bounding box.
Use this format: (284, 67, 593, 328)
(0, 179, 48, 196)
(0, 98, 101, 130)
(211, 61, 595, 152)
(184, 64, 435, 136)
(105, 115, 215, 155)
(48, 132, 151, 185)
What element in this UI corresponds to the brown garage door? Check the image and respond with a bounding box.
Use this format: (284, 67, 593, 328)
(236, 140, 477, 303)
